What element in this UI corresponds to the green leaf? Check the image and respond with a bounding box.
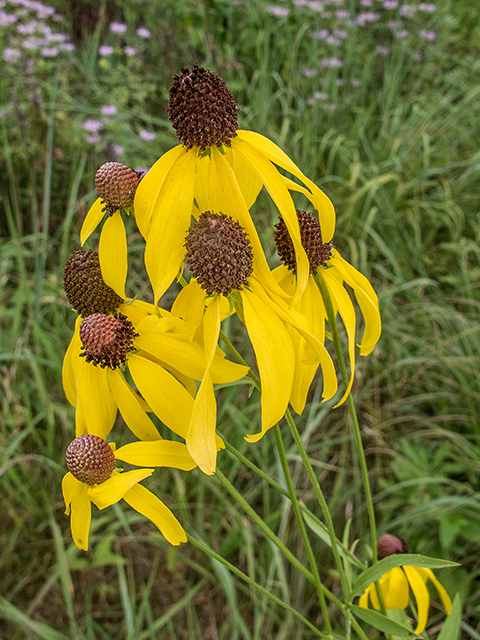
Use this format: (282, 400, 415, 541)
(352, 554, 460, 598)
(437, 593, 462, 640)
(350, 605, 418, 636)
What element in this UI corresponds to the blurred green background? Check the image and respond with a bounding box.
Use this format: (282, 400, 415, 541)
(1, 0, 479, 637)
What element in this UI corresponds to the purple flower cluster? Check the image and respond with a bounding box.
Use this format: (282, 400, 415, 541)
(264, 0, 441, 110)
(1, 0, 74, 63)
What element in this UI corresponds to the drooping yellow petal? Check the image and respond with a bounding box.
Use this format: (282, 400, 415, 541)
(106, 367, 161, 441)
(241, 288, 294, 442)
(403, 565, 430, 634)
(128, 354, 193, 439)
(231, 138, 309, 305)
(250, 277, 337, 403)
(194, 151, 211, 211)
(208, 146, 288, 300)
(290, 276, 328, 414)
(187, 295, 221, 475)
(320, 268, 357, 407)
(62, 317, 82, 406)
(88, 469, 153, 509)
(359, 585, 373, 609)
(134, 144, 186, 238)
(144, 148, 198, 305)
(416, 568, 452, 615)
(115, 440, 196, 470)
(383, 567, 410, 609)
(330, 250, 381, 356)
(236, 130, 336, 243)
(122, 483, 187, 545)
(62, 473, 91, 551)
(76, 357, 118, 439)
(80, 197, 106, 246)
(170, 280, 206, 342)
(75, 400, 88, 437)
(135, 315, 248, 383)
(224, 144, 263, 209)
(98, 210, 127, 299)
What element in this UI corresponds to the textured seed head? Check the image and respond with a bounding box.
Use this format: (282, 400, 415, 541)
(66, 434, 116, 485)
(95, 162, 142, 213)
(274, 210, 332, 275)
(167, 65, 238, 151)
(79, 312, 138, 369)
(185, 212, 253, 296)
(377, 534, 408, 560)
(63, 249, 123, 317)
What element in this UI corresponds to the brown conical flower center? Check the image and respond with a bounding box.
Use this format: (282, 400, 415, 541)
(63, 249, 124, 317)
(66, 434, 116, 485)
(167, 65, 238, 151)
(377, 534, 408, 560)
(274, 210, 332, 275)
(79, 312, 138, 369)
(185, 212, 253, 296)
(95, 162, 142, 214)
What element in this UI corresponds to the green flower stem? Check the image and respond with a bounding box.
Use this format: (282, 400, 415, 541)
(273, 425, 333, 637)
(285, 407, 351, 601)
(215, 467, 315, 585)
(314, 271, 378, 563)
(186, 533, 329, 639)
(223, 440, 365, 570)
(219, 329, 261, 388)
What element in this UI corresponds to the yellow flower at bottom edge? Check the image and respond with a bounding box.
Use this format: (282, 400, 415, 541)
(359, 534, 452, 634)
(63, 434, 196, 550)
(359, 565, 452, 634)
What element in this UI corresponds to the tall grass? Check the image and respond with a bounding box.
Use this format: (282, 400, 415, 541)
(1, 0, 479, 637)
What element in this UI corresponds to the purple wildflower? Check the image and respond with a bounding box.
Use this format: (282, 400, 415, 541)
(41, 46, 58, 56)
(124, 46, 137, 56)
(101, 105, 118, 116)
(311, 28, 329, 39)
(136, 27, 151, 38)
(266, 5, 290, 16)
(113, 145, 124, 156)
(3, 47, 21, 63)
(376, 45, 390, 55)
(139, 129, 155, 141)
(83, 119, 103, 133)
(88, 135, 102, 144)
(419, 29, 436, 40)
(99, 45, 114, 55)
(110, 22, 127, 33)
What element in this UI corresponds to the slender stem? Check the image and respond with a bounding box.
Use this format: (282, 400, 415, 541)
(215, 467, 315, 585)
(223, 440, 365, 570)
(314, 271, 378, 562)
(220, 329, 261, 388)
(285, 407, 351, 600)
(186, 533, 329, 639)
(273, 424, 333, 637)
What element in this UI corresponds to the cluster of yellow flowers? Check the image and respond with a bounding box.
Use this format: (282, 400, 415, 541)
(61, 65, 381, 550)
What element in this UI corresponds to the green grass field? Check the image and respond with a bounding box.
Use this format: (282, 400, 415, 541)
(1, 0, 479, 637)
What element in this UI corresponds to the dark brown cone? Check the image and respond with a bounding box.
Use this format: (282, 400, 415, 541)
(185, 212, 253, 296)
(95, 162, 142, 214)
(377, 534, 408, 560)
(274, 210, 332, 275)
(66, 434, 116, 485)
(167, 65, 238, 151)
(63, 249, 123, 317)
(79, 312, 138, 369)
